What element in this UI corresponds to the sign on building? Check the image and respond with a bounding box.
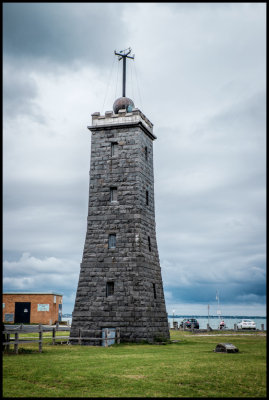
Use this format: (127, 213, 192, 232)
(4, 313, 14, 322)
(37, 304, 49, 311)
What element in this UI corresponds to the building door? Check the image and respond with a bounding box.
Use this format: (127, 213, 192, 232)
(14, 302, 31, 324)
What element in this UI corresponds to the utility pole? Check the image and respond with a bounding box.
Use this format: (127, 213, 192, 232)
(114, 48, 135, 97)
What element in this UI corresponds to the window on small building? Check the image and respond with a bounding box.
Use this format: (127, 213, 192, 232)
(108, 234, 116, 249)
(145, 146, 148, 161)
(148, 236, 151, 252)
(110, 187, 118, 202)
(106, 282, 114, 297)
(111, 142, 118, 157)
(153, 283, 157, 299)
(146, 190, 149, 205)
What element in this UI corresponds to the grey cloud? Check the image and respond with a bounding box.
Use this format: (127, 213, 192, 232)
(166, 281, 266, 306)
(3, 253, 80, 312)
(3, 3, 125, 66)
(3, 203, 87, 259)
(3, 253, 79, 280)
(3, 62, 44, 121)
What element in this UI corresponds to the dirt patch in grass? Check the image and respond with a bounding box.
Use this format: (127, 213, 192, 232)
(123, 374, 146, 380)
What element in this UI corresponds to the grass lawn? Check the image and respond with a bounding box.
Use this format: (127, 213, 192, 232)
(2, 330, 266, 398)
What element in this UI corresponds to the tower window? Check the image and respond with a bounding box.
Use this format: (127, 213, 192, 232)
(148, 236, 151, 252)
(146, 190, 149, 205)
(145, 146, 148, 161)
(108, 234, 116, 249)
(110, 187, 118, 202)
(111, 142, 118, 157)
(106, 282, 114, 297)
(153, 283, 157, 299)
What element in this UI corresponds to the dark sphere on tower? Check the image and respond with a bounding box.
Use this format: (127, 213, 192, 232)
(113, 97, 134, 114)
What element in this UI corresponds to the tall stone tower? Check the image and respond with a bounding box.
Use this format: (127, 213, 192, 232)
(70, 49, 169, 344)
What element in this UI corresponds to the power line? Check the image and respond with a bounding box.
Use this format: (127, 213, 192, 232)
(101, 55, 116, 114)
(130, 60, 134, 102)
(134, 61, 143, 111)
(114, 58, 120, 100)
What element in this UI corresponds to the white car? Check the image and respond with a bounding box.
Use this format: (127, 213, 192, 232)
(237, 319, 256, 330)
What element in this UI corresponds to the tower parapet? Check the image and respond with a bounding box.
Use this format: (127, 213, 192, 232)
(90, 108, 155, 139)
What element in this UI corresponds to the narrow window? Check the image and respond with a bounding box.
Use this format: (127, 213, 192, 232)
(106, 282, 114, 297)
(153, 283, 157, 299)
(148, 236, 151, 252)
(108, 234, 116, 249)
(146, 190, 149, 205)
(110, 187, 117, 202)
(145, 146, 148, 161)
(111, 142, 118, 157)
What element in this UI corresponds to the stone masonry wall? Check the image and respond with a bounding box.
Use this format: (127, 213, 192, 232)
(70, 109, 170, 343)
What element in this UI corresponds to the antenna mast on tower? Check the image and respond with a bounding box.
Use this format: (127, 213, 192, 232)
(114, 47, 135, 97)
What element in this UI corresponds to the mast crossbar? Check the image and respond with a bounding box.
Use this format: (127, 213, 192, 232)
(114, 47, 134, 97)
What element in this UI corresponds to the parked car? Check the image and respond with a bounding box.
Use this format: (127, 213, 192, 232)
(180, 318, 199, 329)
(236, 319, 256, 330)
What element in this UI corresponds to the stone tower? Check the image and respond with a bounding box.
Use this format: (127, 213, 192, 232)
(70, 50, 169, 344)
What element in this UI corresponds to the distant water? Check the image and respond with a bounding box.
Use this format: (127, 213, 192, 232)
(63, 316, 266, 330)
(168, 316, 266, 330)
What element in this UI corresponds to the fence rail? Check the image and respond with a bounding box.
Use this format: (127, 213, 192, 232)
(2, 325, 120, 354)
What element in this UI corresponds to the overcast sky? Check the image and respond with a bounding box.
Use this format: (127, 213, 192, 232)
(3, 3, 266, 316)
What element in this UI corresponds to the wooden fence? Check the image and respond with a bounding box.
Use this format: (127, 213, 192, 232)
(2, 325, 120, 354)
(69, 328, 120, 346)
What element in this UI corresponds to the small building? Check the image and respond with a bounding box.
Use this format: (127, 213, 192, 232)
(2, 292, 63, 325)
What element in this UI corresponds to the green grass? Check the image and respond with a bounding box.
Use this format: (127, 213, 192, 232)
(2, 330, 266, 397)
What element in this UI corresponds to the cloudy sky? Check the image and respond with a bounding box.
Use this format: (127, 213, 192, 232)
(3, 3, 266, 316)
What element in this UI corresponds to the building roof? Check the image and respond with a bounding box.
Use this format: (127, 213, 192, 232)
(3, 292, 63, 296)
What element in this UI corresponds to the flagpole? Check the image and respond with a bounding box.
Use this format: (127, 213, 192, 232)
(216, 290, 221, 323)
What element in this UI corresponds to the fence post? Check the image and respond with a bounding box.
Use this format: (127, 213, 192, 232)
(116, 328, 120, 344)
(105, 328, 108, 347)
(14, 332, 19, 354)
(78, 329, 81, 345)
(56, 322, 59, 330)
(183, 322, 186, 331)
(39, 325, 43, 353)
(52, 327, 56, 345)
(261, 324, 264, 331)
(6, 333, 10, 352)
(234, 324, 237, 331)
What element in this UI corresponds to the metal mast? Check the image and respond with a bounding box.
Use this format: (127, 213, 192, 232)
(114, 48, 135, 97)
